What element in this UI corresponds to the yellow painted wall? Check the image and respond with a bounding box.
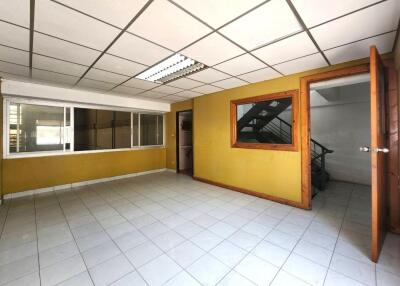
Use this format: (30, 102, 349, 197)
(3, 148, 166, 194)
(166, 99, 193, 170)
(192, 58, 374, 203)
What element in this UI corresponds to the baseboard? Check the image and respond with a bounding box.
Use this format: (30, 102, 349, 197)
(194, 176, 308, 210)
(4, 168, 167, 199)
(166, 168, 177, 173)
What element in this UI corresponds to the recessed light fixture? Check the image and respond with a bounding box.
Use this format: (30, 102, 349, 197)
(135, 53, 207, 84)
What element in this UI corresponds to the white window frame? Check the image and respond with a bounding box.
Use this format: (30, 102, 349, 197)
(3, 97, 166, 159)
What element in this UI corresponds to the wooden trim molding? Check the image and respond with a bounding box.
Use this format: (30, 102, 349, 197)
(230, 90, 299, 152)
(300, 64, 370, 209)
(193, 176, 305, 209)
(386, 62, 400, 233)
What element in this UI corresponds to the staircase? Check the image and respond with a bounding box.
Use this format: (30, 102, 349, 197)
(237, 101, 333, 196)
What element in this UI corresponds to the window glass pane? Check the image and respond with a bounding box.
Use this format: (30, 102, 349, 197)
(65, 107, 71, 150)
(140, 114, 158, 146)
(114, 111, 131, 149)
(9, 103, 64, 153)
(236, 97, 292, 144)
(96, 110, 113, 149)
(74, 108, 97, 151)
(132, 113, 139, 147)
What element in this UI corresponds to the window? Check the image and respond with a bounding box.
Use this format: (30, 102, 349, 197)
(230, 90, 298, 151)
(5, 99, 165, 157)
(140, 114, 164, 146)
(9, 103, 70, 154)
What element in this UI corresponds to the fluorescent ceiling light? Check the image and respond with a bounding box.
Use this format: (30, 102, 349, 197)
(135, 53, 207, 84)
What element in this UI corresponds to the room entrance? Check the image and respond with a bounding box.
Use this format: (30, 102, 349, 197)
(176, 110, 193, 175)
(301, 46, 397, 262)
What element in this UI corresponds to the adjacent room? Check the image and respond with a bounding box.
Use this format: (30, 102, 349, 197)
(0, 0, 400, 286)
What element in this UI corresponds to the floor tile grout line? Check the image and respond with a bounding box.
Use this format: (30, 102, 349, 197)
(52, 190, 98, 286)
(262, 205, 316, 285)
(33, 194, 42, 286)
(73, 175, 271, 285)
(0, 175, 383, 286)
(322, 183, 376, 286)
(0, 199, 11, 240)
(70, 185, 159, 286)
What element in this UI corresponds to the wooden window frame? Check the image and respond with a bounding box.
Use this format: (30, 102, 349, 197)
(230, 90, 299, 151)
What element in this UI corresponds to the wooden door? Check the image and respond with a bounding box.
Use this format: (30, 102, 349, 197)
(370, 46, 388, 262)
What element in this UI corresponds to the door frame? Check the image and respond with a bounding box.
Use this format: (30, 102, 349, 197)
(300, 64, 370, 209)
(175, 109, 193, 174)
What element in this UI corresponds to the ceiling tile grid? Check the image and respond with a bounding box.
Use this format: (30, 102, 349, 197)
(310, 0, 400, 50)
(55, 0, 149, 29)
(128, 0, 212, 51)
(214, 53, 267, 76)
(219, 0, 303, 50)
(0, 0, 398, 103)
(0, 45, 29, 66)
(32, 54, 88, 77)
(35, 0, 121, 50)
(0, 0, 30, 28)
(0, 21, 30, 50)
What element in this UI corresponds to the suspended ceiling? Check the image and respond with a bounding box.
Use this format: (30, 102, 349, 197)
(0, 0, 398, 103)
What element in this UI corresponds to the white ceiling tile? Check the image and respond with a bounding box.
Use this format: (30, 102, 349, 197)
(191, 84, 222, 94)
(33, 32, 101, 65)
(0, 61, 30, 77)
(32, 69, 79, 86)
(310, 0, 400, 50)
(0, 70, 29, 81)
(173, 0, 265, 28)
(140, 90, 166, 98)
(124, 78, 160, 90)
(33, 54, 87, 77)
(128, 0, 211, 51)
(273, 53, 327, 75)
(111, 85, 145, 96)
(325, 32, 396, 65)
(77, 78, 115, 91)
(220, 0, 302, 50)
(56, 0, 148, 29)
(160, 95, 186, 102)
(35, 0, 120, 50)
(214, 54, 266, 76)
(181, 33, 244, 66)
(0, 45, 29, 66)
(212, 77, 248, 89)
(94, 54, 147, 77)
(0, 21, 29, 50)
(85, 68, 129, 84)
(168, 78, 204, 89)
(292, 0, 381, 28)
(152, 85, 183, 94)
(109, 32, 172, 66)
(174, 90, 202, 98)
(0, 0, 30, 27)
(237, 67, 281, 83)
(187, 68, 230, 83)
(252, 32, 318, 65)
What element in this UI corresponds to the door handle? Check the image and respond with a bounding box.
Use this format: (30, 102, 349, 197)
(359, 146, 389, 153)
(360, 146, 370, 152)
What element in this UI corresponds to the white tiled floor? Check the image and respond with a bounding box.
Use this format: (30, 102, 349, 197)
(0, 172, 399, 286)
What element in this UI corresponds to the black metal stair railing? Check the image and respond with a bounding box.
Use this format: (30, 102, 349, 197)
(258, 117, 333, 191)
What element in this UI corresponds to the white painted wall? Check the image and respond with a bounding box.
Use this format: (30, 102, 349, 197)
(310, 82, 371, 185)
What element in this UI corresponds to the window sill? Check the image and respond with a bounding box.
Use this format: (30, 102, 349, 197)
(4, 146, 166, 159)
(231, 143, 298, 152)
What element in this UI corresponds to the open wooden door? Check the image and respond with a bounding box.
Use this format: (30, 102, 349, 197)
(369, 46, 388, 262)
